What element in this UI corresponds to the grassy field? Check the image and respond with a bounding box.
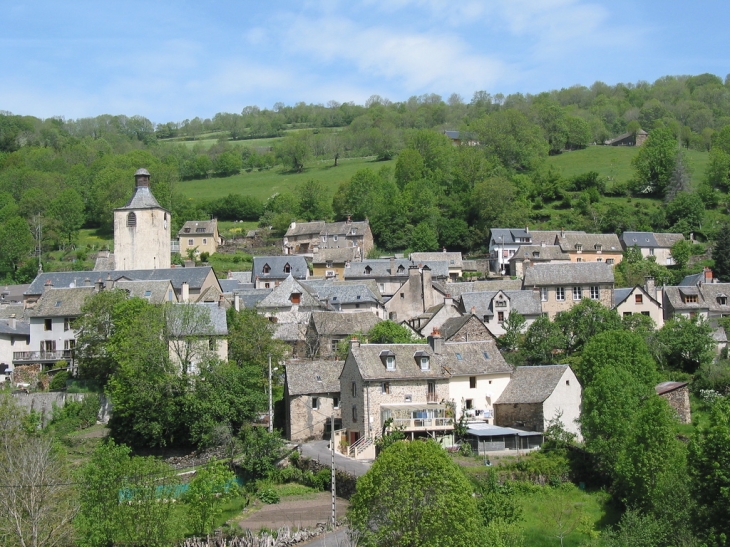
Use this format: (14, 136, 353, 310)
(178, 156, 395, 203)
(547, 146, 709, 188)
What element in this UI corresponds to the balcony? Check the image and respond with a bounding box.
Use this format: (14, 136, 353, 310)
(426, 392, 440, 403)
(13, 350, 73, 364)
(382, 404, 452, 432)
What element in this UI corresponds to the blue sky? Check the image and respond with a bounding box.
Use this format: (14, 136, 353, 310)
(2, 1, 729, 123)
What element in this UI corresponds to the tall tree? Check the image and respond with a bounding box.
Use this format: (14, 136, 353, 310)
(631, 127, 678, 196)
(712, 223, 730, 281)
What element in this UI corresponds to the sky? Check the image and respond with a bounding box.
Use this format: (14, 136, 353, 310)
(2, 0, 729, 123)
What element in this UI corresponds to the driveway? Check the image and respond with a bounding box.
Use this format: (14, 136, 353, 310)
(299, 527, 352, 546)
(299, 440, 372, 477)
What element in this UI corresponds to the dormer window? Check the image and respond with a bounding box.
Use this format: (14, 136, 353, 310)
(284, 263, 291, 273)
(575, 244, 583, 252)
(365, 266, 372, 275)
(196, 227, 206, 233)
(262, 264, 271, 274)
(397, 265, 405, 274)
(290, 292, 301, 304)
(533, 251, 540, 258)
(380, 350, 396, 370)
(594, 244, 602, 252)
(326, 261, 333, 268)
(719, 295, 728, 306)
(127, 212, 136, 227)
(420, 357, 430, 370)
(495, 299, 506, 308)
(183, 227, 190, 233)
(414, 351, 430, 370)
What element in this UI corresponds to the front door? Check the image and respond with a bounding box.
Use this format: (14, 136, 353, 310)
(350, 431, 360, 445)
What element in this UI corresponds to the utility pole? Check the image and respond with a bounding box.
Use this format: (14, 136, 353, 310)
(268, 354, 273, 433)
(331, 408, 336, 527)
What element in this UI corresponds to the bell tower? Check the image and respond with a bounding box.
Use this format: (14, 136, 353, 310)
(113, 168, 171, 270)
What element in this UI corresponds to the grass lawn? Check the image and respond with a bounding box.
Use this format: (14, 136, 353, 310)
(547, 146, 709, 189)
(178, 156, 395, 203)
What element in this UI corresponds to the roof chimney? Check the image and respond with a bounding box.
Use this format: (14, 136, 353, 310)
(44, 279, 53, 288)
(428, 328, 443, 354)
(95, 279, 104, 292)
(561, 227, 565, 238)
(704, 267, 713, 284)
(470, 306, 476, 315)
(181, 281, 189, 302)
(346, 215, 352, 224)
(9, 315, 16, 329)
(390, 257, 395, 275)
(645, 276, 655, 297)
(442, 247, 447, 253)
(350, 337, 360, 349)
(218, 294, 225, 308)
(525, 226, 529, 233)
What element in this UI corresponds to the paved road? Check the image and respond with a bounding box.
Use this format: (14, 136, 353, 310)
(299, 527, 351, 547)
(299, 440, 372, 477)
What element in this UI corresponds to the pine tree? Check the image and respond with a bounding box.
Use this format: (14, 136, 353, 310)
(712, 223, 730, 282)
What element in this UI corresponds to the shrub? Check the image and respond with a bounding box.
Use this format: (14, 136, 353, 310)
(257, 488, 280, 504)
(49, 370, 69, 391)
(199, 252, 210, 263)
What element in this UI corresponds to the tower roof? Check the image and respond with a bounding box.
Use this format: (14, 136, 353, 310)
(116, 186, 167, 211)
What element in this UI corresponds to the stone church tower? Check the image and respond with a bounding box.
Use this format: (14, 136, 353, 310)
(113, 168, 171, 270)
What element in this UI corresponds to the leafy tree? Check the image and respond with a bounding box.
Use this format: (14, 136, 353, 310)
(688, 396, 730, 542)
(712, 223, 730, 281)
(654, 315, 715, 373)
(664, 152, 692, 202)
(522, 316, 565, 364)
(472, 109, 548, 171)
(0, 215, 34, 275)
(238, 426, 285, 481)
(48, 188, 85, 244)
(665, 191, 704, 233)
(296, 179, 331, 221)
(367, 320, 418, 344)
(554, 299, 622, 355)
(670, 238, 693, 269)
(394, 149, 426, 189)
(164, 302, 218, 376)
(183, 459, 236, 536)
(348, 440, 483, 547)
(631, 127, 678, 196)
(275, 131, 311, 172)
(409, 221, 439, 252)
(473, 468, 523, 527)
(227, 308, 287, 384)
(499, 312, 526, 352)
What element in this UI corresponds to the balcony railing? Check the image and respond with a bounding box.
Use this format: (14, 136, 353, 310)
(13, 350, 73, 363)
(390, 417, 453, 430)
(426, 392, 439, 403)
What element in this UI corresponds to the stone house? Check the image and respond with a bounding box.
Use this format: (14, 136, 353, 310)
(655, 381, 691, 424)
(252, 256, 309, 289)
(384, 265, 449, 324)
(604, 129, 648, 146)
(302, 280, 385, 318)
(339, 334, 513, 450)
(494, 365, 582, 440)
(613, 281, 664, 328)
(113, 168, 171, 271)
(411, 294, 462, 335)
(460, 290, 543, 337)
(166, 301, 228, 374)
(508, 245, 571, 278)
(177, 219, 221, 258)
(522, 263, 615, 319)
(489, 228, 586, 274)
(305, 311, 381, 359)
(283, 218, 374, 257)
(410, 251, 463, 280)
(285, 360, 344, 442)
(345, 258, 449, 299)
(0, 317, 30, 382)
(438, 314, 496, 343)
(554, 232, 623, 266)
(311, 247, 362, 280)
(620, 232, 685, 266)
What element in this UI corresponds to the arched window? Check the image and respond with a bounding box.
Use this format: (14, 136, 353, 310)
(127, 212, 136, 227)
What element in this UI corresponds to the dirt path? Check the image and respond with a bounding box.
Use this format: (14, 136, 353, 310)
(238, 492, 350, 531)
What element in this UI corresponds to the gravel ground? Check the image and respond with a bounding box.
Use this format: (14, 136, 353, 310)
(238, 492, 350, 531)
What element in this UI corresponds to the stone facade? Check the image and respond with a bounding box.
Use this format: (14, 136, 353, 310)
(444, 315, 495, 343)
(287, 393, 341, 442)
(494, 402, 544, 433)
(385, 266, 443, 323)
(656, 382, 691, 424)
(539, 284, 613, 319)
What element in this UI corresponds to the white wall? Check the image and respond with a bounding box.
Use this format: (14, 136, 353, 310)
(448, 372, 512, 422)
(543, 368, 582, 441)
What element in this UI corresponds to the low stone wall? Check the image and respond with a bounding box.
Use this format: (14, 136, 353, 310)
(10, 391, 110, 426)
(294, 455, 358, 500)
(178, 524, 345, 547)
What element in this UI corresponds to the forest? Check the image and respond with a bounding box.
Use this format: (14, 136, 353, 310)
(2, 72, 730, 282)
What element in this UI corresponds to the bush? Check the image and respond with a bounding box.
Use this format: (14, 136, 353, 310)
(49, 370, 69, 391)
(199, 251, 210, 263)
(257, 488, 280, 504)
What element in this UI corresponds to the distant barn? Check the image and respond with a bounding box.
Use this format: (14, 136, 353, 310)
(604, 129, 648, 146)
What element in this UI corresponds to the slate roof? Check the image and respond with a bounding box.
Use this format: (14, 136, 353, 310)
(233, 288, 272, 308)
(700, 283, 730, 312)
(116, 185, 167, 211)
(509, 245, 570, 262)
(310, 311, 381, 336)
(461, 290, 543, 317)
(655, 381, 688, 395)
(0, 284, 30, 303)
(495, 365, 570, 404)
(531, 231, 585, 246)
(612, 288, 633, 307)
(344, 259, 449, 279)
(93, 252, 115, 271)
(229, 271, 253, 283)
(439, 315, 472, 340)
(663, 286, 706, 311)
(286, 360, 344, 396)
(555, 233, 621, 253)
(0, 305, 29, 321)
(29, 287, 97, 317)
(348, 340, 511, 381)
(433, 279, 523, 297)
(284, 221, 326, 237)
(0, 319, 30, 337)
(256, 276, 324, 309)
(253, 256, 309, 280)
(522, 263, 614, 287)
(321, 220, 370, 237)
(26, 267, 216, 296)
(219, 279, 243, 293)
(274, 322, 308, 342)
(167, 302, 228, 337)
(679, 272, 704, 286)
(410, 252, 463, 268)
(179, 219, 217, 236)
(312, 247, 361, 264)
(621, 231, 684, 249)
(116, 280, 176, 304)
(489, 228, 530, 246)
(302, 282, 381, 306)
(304, 279, 383, 302)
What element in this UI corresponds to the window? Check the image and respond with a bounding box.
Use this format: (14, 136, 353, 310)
(330, 339, 341, 352)
(64, 339, 75, 351)
(649, 247, 655, 256)
(420, 356, 430, 370)
(264, 282, 270, 289)
(594, 244, 602, 252)
(351, 381, 357, 397)
(202, 238, 207, 245)
(572, 286, 581, 300)
(43, 340, 56, 352)
(322, 235, 327, 242)
(532, 251, 540, 258)
(144, 290, 152, 297)
(386, 356, 395, 370)
(495, 299, 507, 308)
(44, 319, 52, 331)
(126, 212, 136, 227)
(465, 399, 474, 410)
(263, 264, 271, 274)
(469, 376, 477, 389)
(556, 287, 565, 301)
(590, 286, 600, 300)
(290, 293, 301, 304)
(355, 303, 360, 309)
(498, 311, 505, 323)
(596, 258, 603, 262)
(456, 353, 463, 360)
(188, 239, 194, 246)
(326, 261, 333, 268)
(483, 315, 489, 323)
(540, 288, 548, 302)
(404, 394, 412, 403)
(635, 294, 643, 304)
(575, 244, 583, 252)
(400, 293, 404, 299)
(333, 235, 338, 241)
(333, 397, 340, 409)
(641, 311, 650, 316)
(684, 294, 698, 303)
(719, 296, 728, 306)
(365, 266, 372, 275)
(311, 397, 319, 409)
(208, 338, 216, 350)
(566, 380, 570, 386)
(184, 228, 191, 233)
(352, 406, 357, 421)
(284, 263, 291, 273)
(606, 258, 615, 265)
(196, 227, 205, 233)
(623, 312, 632, 318)
(576, 257, 583, 263)
(381, 382, 390, 394)
(63, 318, 71, 331)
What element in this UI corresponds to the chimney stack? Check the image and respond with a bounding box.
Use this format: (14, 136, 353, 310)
(645, 276, 655, 298)
(428, 328, 443, 354)
(704, 267, 713, 284)
(9, 314, 16, 330)
(95, 279, 104, 292)
(218, 294, 225, 308)
(234, 294, 240, 312)
(350, 337, 360, 349)
(181, 281, 189, 302)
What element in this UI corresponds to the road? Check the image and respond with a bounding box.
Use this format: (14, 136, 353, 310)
(299, 440, 372, 477)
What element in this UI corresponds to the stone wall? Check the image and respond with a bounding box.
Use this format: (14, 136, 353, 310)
(660, 385, 692, 424)
(447, 316, 494, 342)
(287, 393, 341, 443)
(11, 391, 109, 426)
(494, 402, 544, 432)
